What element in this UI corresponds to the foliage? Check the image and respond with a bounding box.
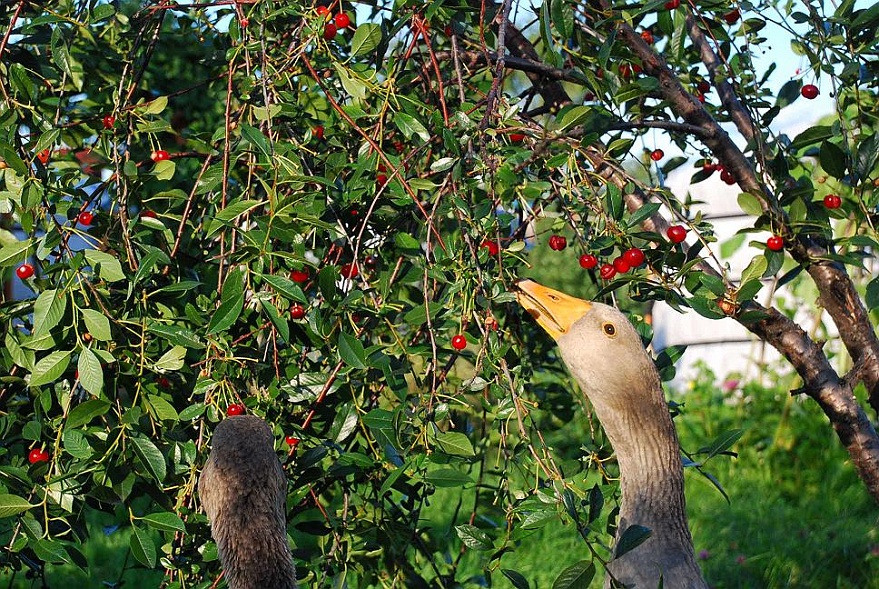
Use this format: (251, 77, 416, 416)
(0, 0, 877, 587)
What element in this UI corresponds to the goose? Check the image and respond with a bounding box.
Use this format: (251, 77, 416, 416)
(515, 279, 708, 589)
(199, 414, 298, 589)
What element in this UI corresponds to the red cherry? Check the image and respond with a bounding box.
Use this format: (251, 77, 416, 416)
(697, 80, 711, 93)
(720, 169, 736, 185)
(290, 269, 309, 282)
(102, 115, 116, 129)
(509, 132, 526, 143)
(142, 210, 157, 218)
(579, 254, 598, 269)
(664, 0, 680, 9)
(335, 13, 350, 28)
(240, 18, 248, 27)
(599, 263, 617, 280)
(316, 5, 330, 17)
(226, 403, 245, 416)
(481, 240, 499, 256)
(28, 448, 49, 464)
(723, 9, 740, 24)
(702, 161, 717, 174)
(157, 376, 171, 389)
(314, 125, 324, 140)
(619, 64, 633, 78)
(340, 263, 359, 278)
(290, 303, 306, 319)
(548, 235, 567, 251)
(766, 235, 784, 251)
(666, 225, 687, 244)
(622, 247, 645, 267)
(78, 211, 94, 226)
(16, 264, 34, 280)
(613, 256, 631, 274)
(37, 149, 50, 164)
(151, 150, 170, 162)
(650, 149, 664, 162)
(801, 84, 819, 99)
(376, 173, 388, 186)
(640, 30, 654, 44)
(451, 334, 467, 350)
(696, 92, 706, 103)
(285, 435, 300, 446)
(323, 23, 337, 39)
(823, 194, 842, 209)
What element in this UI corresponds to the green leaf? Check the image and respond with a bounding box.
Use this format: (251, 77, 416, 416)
(775, 79, 801, 109)
(502, 569, 531, 589)
(433, 430, 475, 457)
(626, 202, 661, 228)
(334, 64, 367, 101)
(129, 524, 157, 568)
(394, 112, 430, 142)
(605, 184, 623, 220)
(206, 200, 266, 238)
(698, 428, 744, 460)
(551, 560, 595, 589)
(34, 539, 73, 565)
(737, 279, 763, 302)
(33, 289, 68, 337)
(142, 511, 186, 533)
(425, 468, 474, 488)
(0, 238, 33, 268)
(81, 309, 111, 341)
(30, 350, 72, 387)
(154, 345, 187, 372)
(152, 159, 175, 181)
(740, 256, 768, 284)
(819, 141, 847, 179)
(62, 429, 92, 459)
(0, 494, 36, 518)
(260, 274, 307, 303)
(791, 125, 834, 151)
(141, 95, 168, 115)
(131, 437, 167, 482)
(66, 398, 110, 429)
(736, 192, 764, 216)
(338, 331, 367, 369)
(84, 249, 125, 282)
(76, 348, 104, 396)
(550, 0, 574, 37)
(455, 524, 493, 550)
(613, 525, 652, 559)
(240, 124, 272, 159)
(557, 106, 591, 131)
(147, 323, 205, 349)
(350, 23, 382, 56)
(259, 298, 290, 343)
(207, 288, 244, 335)
(147, 395, 179, 421)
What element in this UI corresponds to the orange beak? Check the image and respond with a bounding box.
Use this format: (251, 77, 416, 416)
(515, 279, 592, 340)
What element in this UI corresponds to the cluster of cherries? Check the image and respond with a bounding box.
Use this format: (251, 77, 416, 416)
(559, 225, 686, 281)
(317, 6, 351, 39)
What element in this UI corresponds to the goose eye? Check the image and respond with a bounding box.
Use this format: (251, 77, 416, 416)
(548, 294, 560, 301)
(602, 322, 616, 336)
